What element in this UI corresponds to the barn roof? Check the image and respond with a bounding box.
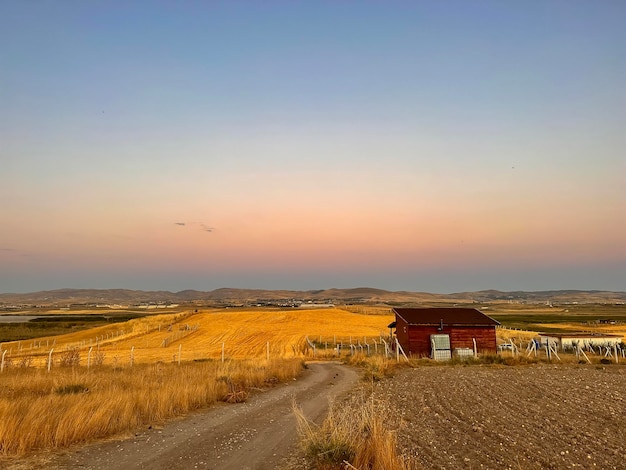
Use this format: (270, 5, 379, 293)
(393, 307, 500, 326)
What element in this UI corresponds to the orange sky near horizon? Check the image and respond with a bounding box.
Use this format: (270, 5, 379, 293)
(2, 2, 625, 293)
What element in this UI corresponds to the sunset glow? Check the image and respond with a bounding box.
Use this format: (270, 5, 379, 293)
(2, 2, 625, 293)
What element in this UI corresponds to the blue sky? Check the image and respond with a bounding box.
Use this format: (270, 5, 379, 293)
(1, 1, 625, 293)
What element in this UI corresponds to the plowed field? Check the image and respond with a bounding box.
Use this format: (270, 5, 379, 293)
(373, 365, 626, 469)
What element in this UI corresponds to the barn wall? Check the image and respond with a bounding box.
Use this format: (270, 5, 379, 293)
(448, 326, 496, 353)
(406, 325, 497, 357)
(407, 326, 440, 357)
(395, 316, 410, 353)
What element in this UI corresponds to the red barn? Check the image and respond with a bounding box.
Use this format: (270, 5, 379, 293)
(392, 307, 500, 358)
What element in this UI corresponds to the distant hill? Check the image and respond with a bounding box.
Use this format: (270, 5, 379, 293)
(1, 287, 625, 307)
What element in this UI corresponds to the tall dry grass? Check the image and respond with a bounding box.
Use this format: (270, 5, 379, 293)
(0, 358, 302, 457)
(294, 392, 418, 470)
(294, 353, 416, 469)
(343, 353, 402, 381)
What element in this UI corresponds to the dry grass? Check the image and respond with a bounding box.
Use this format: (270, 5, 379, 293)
(294, 353, 417, 469)
(343, 353, 401, 382)
(0, 309, 400, 466)
(533, 321, 626, 338)
(294, 392, 418, 470)
(0, 307, 394, 458)
(339, 306, 392, 316)
(0, 358, 302, 457)
(496, 327, 539, 343)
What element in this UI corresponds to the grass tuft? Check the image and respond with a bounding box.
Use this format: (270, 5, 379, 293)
(55, 384, 89, 395)
(294, 393, 418, 470)
(344, 353, 400, 382)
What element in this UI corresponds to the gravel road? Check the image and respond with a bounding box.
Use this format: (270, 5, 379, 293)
(23, 362, 357, 470)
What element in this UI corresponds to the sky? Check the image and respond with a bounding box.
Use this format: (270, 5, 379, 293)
(1, 1, 625, 294)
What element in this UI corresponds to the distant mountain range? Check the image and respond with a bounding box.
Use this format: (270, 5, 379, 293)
(1, 287, 625, 307)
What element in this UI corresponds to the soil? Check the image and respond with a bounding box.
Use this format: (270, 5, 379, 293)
(372, 364, 626, 469)
(7, 362, 358, 470)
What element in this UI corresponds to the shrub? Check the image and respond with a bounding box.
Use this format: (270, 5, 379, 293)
(55, 384, 89, 395)
(17, 357, 33, 368)
(91, 350, 105, 366)
(59, 348, 80, 367)
(295, 394, 417, 470)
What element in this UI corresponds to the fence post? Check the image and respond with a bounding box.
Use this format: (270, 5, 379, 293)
(266, 341, 270, 361)
(88, 347, 93, 369)
(48, 349, 54, 372)
(306, 336, 316, 357)
(222, 342, 225, 363)
(178, 344, 182, 365)
(395, 338, 409, 362)
(1, 350, 6, 372)
(130, 346, 134, 367)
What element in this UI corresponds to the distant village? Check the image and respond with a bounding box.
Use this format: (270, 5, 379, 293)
(0, 298, 340, 311)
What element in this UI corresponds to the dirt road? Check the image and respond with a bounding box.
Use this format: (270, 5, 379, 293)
(26, 362, 357, 470)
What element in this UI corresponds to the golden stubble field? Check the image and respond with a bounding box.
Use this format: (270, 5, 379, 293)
(1, 308, 393, 367)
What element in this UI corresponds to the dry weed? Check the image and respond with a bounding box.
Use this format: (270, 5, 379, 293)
(59, 348, 80, 367)
(295, 393, 418, 470)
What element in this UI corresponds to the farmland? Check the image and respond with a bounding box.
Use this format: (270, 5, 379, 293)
(0, 312, 148, 343)
(2, 304, 626, 468)
(0, 308, 393, 367)
(0, 307, 393, 463)
(371, 364, 626, 469)
(485, 303, 626, 333)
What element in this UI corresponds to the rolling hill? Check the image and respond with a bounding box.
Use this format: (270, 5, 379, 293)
(1, 287, 625, 307)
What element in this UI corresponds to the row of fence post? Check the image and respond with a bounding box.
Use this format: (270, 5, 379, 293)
(305, 335, 409, 362)
(2, 334, 401, 371)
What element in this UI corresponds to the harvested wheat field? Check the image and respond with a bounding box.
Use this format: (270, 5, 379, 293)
(372, 364, 626, 469)
(3, 308, 392, 366)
